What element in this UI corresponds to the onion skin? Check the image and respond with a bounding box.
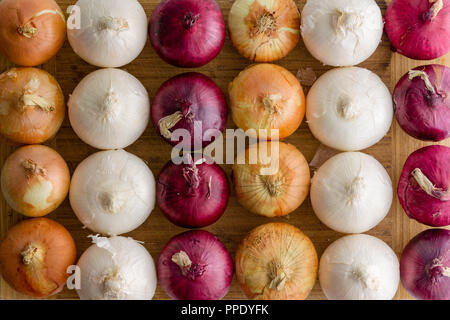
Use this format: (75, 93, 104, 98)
(401, 229, 450, 300)
(0, 68, 65, 145)
(397, 145, 450, 227)
(151, 72, 228, 149)
(229, 64, 305, 140)
(0, 0, 66, 66)
(0, 218, 76, 298)
(228, 0, 300, 62)
(149, 0, 225, 67)
(157, 230, 233, 300)
(385, 0, 450, 60)
(157, 156, 230, 228)
(394, 64, 450, 142)
(232, 142, 310, 217)
(1, 145, 70, 217)
(235, 222, 318, 300)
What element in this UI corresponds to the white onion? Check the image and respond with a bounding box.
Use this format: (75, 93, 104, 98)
(301, 0, 383, 66)
(311, 152, 393, 234)
(76, 235, 157, 300)
(306, 67, 393, 151)
(67, 0, 148, 67)
(69, 149, 155, 236)
(68, 68, 150, 150)
(319, 234, 400, 300)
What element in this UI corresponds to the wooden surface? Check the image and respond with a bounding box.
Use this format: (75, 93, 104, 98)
(0, 0, 448, 300)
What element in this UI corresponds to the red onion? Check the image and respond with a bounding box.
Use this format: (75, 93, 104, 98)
(149, 0, 225, 67)
(157, 230, 233, 300)
(385, 0, 450, 60)
(394, 65, 450, 142)
(398, 145, 450, 227)
(400, 229, 450, 300)
(151, 72, 227, 149)
(157, 154, 229, 228)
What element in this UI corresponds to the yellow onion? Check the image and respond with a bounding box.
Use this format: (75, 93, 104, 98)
(0, 68, 65, 144)
(1, 145, 70, 217)
(235, 222, 318, 300)
(229, 64, 305, 140)
(0, 0, 66, 66)
(232, 141, 310, 217)
(228, 0, 300, 62)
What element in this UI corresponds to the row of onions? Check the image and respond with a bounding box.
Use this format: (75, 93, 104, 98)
(0, 0, 448, 301)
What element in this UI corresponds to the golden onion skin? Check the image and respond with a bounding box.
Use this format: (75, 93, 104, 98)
(235, 222, 318, 300)
(228, 0, 300, 62)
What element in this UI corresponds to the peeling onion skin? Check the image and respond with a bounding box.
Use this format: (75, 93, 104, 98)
(157, 230, 233, 300)
(149, 0, 225, 68)
(229, 64, 305, 140)
(301, 0, 383, 67)
(228, 0, 300, 62)
(306, 67, 393, 151)
(319, 234, 400, 300)
(400, 229, 450, 300)
(397, 145, 450, 227)
(394, 64, 450, 142)
(1, 145, 70, 217)
(0, 0, 66, 67)
(232, 142, 310, 218)
(235, 222, 318, 300)
(157, 156, 230, 228)
(385, 0, 450, 61)
(151, 72, 228, 149)
(0, 218, 76, 298)
(0, 68, 65, 145)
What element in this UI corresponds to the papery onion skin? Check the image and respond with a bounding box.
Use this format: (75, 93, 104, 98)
(149, 0, 225, 67)
(77, 236, 157, 300)
(385, 0, 450, 60)
(319, 234, 400, 300)
(157, 155, 230, 228)
(0, 0, 66, 67)
(229, 64, 305, 140)
(394, 64, 450, 142)
(400, 229, 450, 300)
(68, 68, 150, 150)
(397, 145, 450, 227)
(0, 218, 76, 298)
(0, 68, 65, 145)
(235, 222, 318, 300)
(157, 230, 233, 300)
(67, 0, 148, 68)
(1, 145, 70, 217)
(151, 72, 227, 149)
(69, 149, 156, 236)
(232, 142, 310, 217)
(228, 0, 300, 62)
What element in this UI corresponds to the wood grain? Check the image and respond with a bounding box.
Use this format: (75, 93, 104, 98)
(0, 0, 448, 300)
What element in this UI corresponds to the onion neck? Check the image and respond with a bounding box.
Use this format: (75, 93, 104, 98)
(251, 11, 277, 37)
(262, 94, 282, 115)
(335, 9, 362, 37)
(22, 159, 47, 178)
(158, 100, 193, 139)
(182, 156, 206, 194)
(428, 258, 450, 278)
(411, 168, 450, 201)
(268, 261, 287, 291)
(408, 70, 436, 95)
(17, 22, 37, 38)
(346, 176, 365, 204)
(99, 191, 124, 214)
(338, 97, 359, 120)
(423, 0, 443, 21)
(98, 16, 129, 31)
(99, 270, 126, 299)
(101, 90, 118, 118)
(352, 267, 379, 291)
(260, 175, 284, 197)
(20, 78, 55, 113)
(21, 243, 44, 266)
(172, 251, 206, 280)
(183, 12, 200, 30)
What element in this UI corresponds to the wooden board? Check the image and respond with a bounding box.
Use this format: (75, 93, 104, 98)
(0, 0, 448, 300)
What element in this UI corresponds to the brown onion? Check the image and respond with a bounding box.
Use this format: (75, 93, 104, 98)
(1, 145, 70, 217)
(0, 68, 65, 144)
(235, 222, 318, 300)
(0, 218, 76, 297)
(0, 0, 66, 66)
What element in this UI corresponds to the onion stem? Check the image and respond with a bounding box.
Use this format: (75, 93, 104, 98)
(21, 243, 41, 265)
(430, 0, 443, 19)
(158, 111, 183, 139)
(17, 23, 37, 38)
(262, 94, 282, 114)
(268, 262, 287, 291)
(408, 70, 436, 94)
(412, 168, 450, 201)
(172, 251, 192, 276)
(21, 159, 47, 177)
(98, 16, 129, 31)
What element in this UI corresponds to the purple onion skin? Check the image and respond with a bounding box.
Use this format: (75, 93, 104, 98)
(385, 0, 450, 60)
(149, 0, 225, 67)
(398, 145, 450, 227)
(394, 65, 450, 142)
(401, 229, 450, 300)
(157, 157, 230, 228)
(151, 72, 228, 149)
(157, 230, 233, 300)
